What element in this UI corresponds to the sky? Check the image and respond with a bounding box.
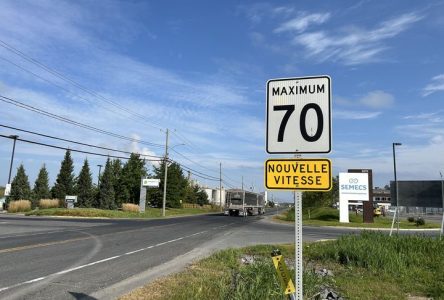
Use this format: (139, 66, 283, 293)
(1, 0, 444, 202)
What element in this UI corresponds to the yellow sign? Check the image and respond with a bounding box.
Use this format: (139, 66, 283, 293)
(271, 254, 296, 295)
(265, 158, 331, 191)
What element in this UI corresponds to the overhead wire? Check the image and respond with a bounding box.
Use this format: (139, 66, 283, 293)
(0, 134, 163, 161)
(0, 94, 164, 148)
(0, 39, 164, 131)
(0, 124, 163, 159)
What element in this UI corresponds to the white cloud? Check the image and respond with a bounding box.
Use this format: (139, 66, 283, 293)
(334, 109, 381, 120)
(274, 12, 330, 33)
(422, 74, 444, 96)
(403, 111, 443, 122)
(293, 12, 422, 65)
(359, 90, 394, 108)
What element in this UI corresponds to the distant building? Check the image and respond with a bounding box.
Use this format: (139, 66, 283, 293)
(373, 188, 391, 210)
(203, 187, 226, 207)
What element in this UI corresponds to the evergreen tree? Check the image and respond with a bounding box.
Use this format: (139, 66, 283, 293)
(111, 159, 123, 207)
(32, 164, 51, 208)
(9, 164, 31, 201)
(75, 159, 94, 208)
(118, 153, 147, 204)
(97, 158, 116, 209)
(195, 186, 209, 206)
(52, 150, 75, 200)
(149, 160, 187, 208)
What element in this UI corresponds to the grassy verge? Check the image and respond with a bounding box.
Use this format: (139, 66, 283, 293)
(120, 232, 444, 300)
(24, 207, 220, 218)
(274, 207, 440, 229)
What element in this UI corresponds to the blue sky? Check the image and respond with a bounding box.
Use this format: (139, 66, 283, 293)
(1, 0, 444, 202)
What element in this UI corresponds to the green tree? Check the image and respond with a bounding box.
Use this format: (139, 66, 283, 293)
(195, 186, 209, 206)
(75, 159, 94, 207)
(32, 164, 51, 208)
(52, 150, 75, 200)
(302, 176, 339, 208)
(9, 164, 31, 201)
(117, 153, 147, 204)
(97, 158, 116, 209)
(149, 160, 187, 208)
(111, 159, 123, 207)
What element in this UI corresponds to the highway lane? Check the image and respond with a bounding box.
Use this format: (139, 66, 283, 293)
(0, 213, 277, 299)
(0, 212, 437, 299)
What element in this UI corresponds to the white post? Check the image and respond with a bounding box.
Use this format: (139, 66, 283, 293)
(389, 208, 397, 237)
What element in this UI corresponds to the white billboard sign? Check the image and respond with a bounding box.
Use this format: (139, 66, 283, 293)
(339, 173, 369, 201)
(339, 172, 369, 223)
(4, 184, 11, 196)
(266, 76, 331, 154)
(142, 178, 160, 188)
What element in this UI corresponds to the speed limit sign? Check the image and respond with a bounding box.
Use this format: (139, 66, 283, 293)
(266, 76, 331, 154)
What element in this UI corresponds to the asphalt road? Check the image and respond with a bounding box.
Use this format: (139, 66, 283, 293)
(0, 212, 438, 300)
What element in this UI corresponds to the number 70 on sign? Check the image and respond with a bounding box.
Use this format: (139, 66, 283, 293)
(266, 76, 331, 154)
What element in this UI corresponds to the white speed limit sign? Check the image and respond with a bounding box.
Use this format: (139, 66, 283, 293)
(266, 76, 331, 154)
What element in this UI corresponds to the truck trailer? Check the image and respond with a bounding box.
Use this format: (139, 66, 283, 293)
(224, 189, 266, 216)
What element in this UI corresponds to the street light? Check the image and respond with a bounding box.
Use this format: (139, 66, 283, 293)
(97, 164, 103, 187)
(392, 142, 402, 235)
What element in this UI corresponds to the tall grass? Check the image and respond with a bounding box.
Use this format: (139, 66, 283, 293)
(8, 200, 31, 212)
(39, 199, 60, 209)
(305, 232, 444, 297)
(122, 203, 140, 212)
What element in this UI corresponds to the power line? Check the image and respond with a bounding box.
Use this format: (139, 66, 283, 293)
(0, 94, 164, 148)
(0, 124, 163, 159)
(170, 148, 219, 176)
(170, 159, 219, 181)
(0, 134, 162, 161)
(0, 55, 131, 118)
(0, 39, 164, 131)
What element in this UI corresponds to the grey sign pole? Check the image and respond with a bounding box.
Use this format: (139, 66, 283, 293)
(440, 172, 444, 239)
(294, 190, 303, 299)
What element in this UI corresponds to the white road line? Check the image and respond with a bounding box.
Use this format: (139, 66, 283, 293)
(0, 229, 211, 293)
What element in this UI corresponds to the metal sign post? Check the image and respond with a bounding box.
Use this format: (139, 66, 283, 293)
(294, 189, 303, 300)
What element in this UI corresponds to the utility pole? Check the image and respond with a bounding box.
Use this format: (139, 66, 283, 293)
(6, 135, 18, 205)
(97, 164, 103, 187)
(219, 162, 222, 210)
(241, 176, 244, 190)
(162, 129, 169, 217)
(7, 135, 19, 184)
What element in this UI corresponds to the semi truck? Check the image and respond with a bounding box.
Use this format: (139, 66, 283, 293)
(224, 189, 266, 216)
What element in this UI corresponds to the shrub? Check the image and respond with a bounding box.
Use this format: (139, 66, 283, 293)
(122, 203, 140, 212)
(407, 216, 415, 223)
(39, 199, 60, 209)
(8, 200, 31, 213)
(415, 217, 425, 226)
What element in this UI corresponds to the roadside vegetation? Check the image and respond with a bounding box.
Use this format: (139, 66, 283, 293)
(120, 232, 444, 300)
(7, 200, 31, 213)
(275, 207, 440, 229)
(25, 206, 220, 218)
(6, 149, 211, 216)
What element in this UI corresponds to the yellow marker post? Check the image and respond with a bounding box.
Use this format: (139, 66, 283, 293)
(271, 250, 296, 296)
